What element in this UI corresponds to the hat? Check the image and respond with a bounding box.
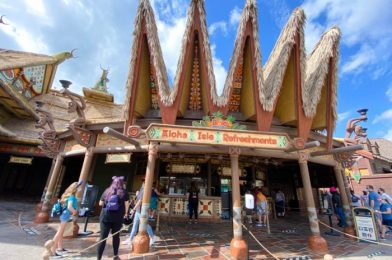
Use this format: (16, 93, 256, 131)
(330, 187, 337, 192)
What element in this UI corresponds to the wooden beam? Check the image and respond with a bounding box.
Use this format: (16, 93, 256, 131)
(286, 141, 320, 153)
(310, 144, 363, 157)
(103, 127, 140, 147)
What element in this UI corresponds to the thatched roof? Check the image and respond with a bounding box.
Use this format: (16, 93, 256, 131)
(262, 8, 305, 111)
(303, 27, 341, 123)
(0, 49, 57, 70)
(0, 124, 16, 137)
(123, 0, 341, 129)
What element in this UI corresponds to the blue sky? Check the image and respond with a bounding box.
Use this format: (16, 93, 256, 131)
(1, 0, 392, 141)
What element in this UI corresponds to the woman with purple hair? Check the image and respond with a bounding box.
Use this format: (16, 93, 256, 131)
(97, 176, 129, 260)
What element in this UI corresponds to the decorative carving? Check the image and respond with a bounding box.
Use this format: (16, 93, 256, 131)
(126, 125, 146, 138)
(229, 54, 243, 112)
(60, 80, 93, 147)
(334, 152, 355, 168)
(148, 142, 159, 156)
(298, 152, 310, 163)
(92, 66, 109, 93)
(192, 111, 246, 130)
(344, 109, 368, 145)
(60, 80, 87, 128)
(149, 61, 159, 110)
(188, 38, 202, 111)
(35, 101, 60, 158)
(229, 147, 241, 157)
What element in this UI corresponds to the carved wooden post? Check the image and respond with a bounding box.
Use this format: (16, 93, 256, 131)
(34, 154, 64, 223)
(75, 147, 94, 202)
(334, 164, 356, 237)
(298, 152, 328, 253)
(229, 147, 247, 260)
(133, 142, 158, 253)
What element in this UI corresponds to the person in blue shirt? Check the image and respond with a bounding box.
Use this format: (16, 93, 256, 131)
(377, 198, 392, 239)
(51, 182, 80, 256)
(367, 185, 382, 231)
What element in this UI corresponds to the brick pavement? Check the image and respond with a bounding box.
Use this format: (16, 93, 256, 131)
(1, 200, 392, 260)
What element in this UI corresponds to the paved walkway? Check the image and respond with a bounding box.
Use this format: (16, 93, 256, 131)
(1, 200, 392, 260)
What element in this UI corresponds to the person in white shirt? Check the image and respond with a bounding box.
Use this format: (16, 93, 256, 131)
(378, 188, 392, 204)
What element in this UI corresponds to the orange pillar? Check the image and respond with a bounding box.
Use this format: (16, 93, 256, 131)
(298, 152, 328, 253)
(34, 154, 64, 223)
(133, 142, 158, 253)
(229, 147, 247, 260)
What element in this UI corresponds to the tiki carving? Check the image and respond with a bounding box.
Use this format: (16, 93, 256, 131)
(93, 66, 109, 93)
(344, 109, 368, 145)
(60, 80, 93, 147)
(35, 101, 60, 158)
(60, 80, 87, 128)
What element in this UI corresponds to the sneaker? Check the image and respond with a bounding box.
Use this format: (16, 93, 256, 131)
(380, 237, 386, 240)
(193, 220, 198, 224)
(122, 238, 131, 245)
(149, 235, 156, 246)
(187, 220, 193, 224)
(55, 249, 68, 256)
(256, 223, 263, 227)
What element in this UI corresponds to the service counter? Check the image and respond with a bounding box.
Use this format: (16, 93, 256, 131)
(157, 194, 222, 220)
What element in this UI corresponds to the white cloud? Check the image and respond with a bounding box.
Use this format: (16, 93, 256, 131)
(373, 109, 392, 124)
(337, 111, 351, 123)
(302, 0, 392, 77)
(230, 7, 242, 26)
(208, 21, 227, 36)
(210, 44, 227, 95)
(386, 83, 392, 102)
(342, 45, 376, 74)
(384, 129, 392, 141)
(1, 21, 49, 53)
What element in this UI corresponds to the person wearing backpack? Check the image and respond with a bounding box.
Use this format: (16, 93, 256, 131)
(350, 189, 361, 207)
(50, 182, 80, 256)
(97, 176, 129, 260)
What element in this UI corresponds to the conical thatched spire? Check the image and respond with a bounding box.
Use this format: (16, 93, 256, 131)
(263, 8, 306, 111)
(303, 26, 341, 122)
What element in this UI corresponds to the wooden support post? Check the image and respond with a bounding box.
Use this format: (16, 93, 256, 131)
(207, 160, 211, 196)
(298, 152, 328, 253)
(34, 154, 64, 223)
(334, 164, 356, 237)
(133, 142, 159, 253)
(75, 147, 94, 202)
(229, 147, 247, 260)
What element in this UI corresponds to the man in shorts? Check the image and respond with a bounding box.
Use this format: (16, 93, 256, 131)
(256, 188, 267, 227)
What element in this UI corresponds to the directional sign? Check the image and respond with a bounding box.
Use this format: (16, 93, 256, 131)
(146, 124, 290, 150)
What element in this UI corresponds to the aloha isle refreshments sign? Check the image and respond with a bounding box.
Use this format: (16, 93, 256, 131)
(146, 124, 290, 150)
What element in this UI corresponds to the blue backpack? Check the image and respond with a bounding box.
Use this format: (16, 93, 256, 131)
(106, 194, 120, 212)
(51, 200, 63, 218)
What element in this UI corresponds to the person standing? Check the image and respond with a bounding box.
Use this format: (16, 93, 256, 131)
(367, 185, 384, 234)
(275, 189, 285, 217)
(377, 198, 392, 239)
(149, 182, 161, 220)
(330, 187, 346, 228)
(255, 187, 267, 227)
(378, 188, 392, 204)
(50, 182, 80, 256)
(187, 181, 200, 224)
(350, 189, 361, 207)
(122, 180, 156, 247)
(97, 176, 129, 260)
(360, 190, 369, 207)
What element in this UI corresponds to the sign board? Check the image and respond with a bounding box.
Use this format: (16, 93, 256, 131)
(352, 207, 379, 242)
(146, 124, 290, 150)
(9, 156, 33, 165)
(105, 153, 131, 164)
